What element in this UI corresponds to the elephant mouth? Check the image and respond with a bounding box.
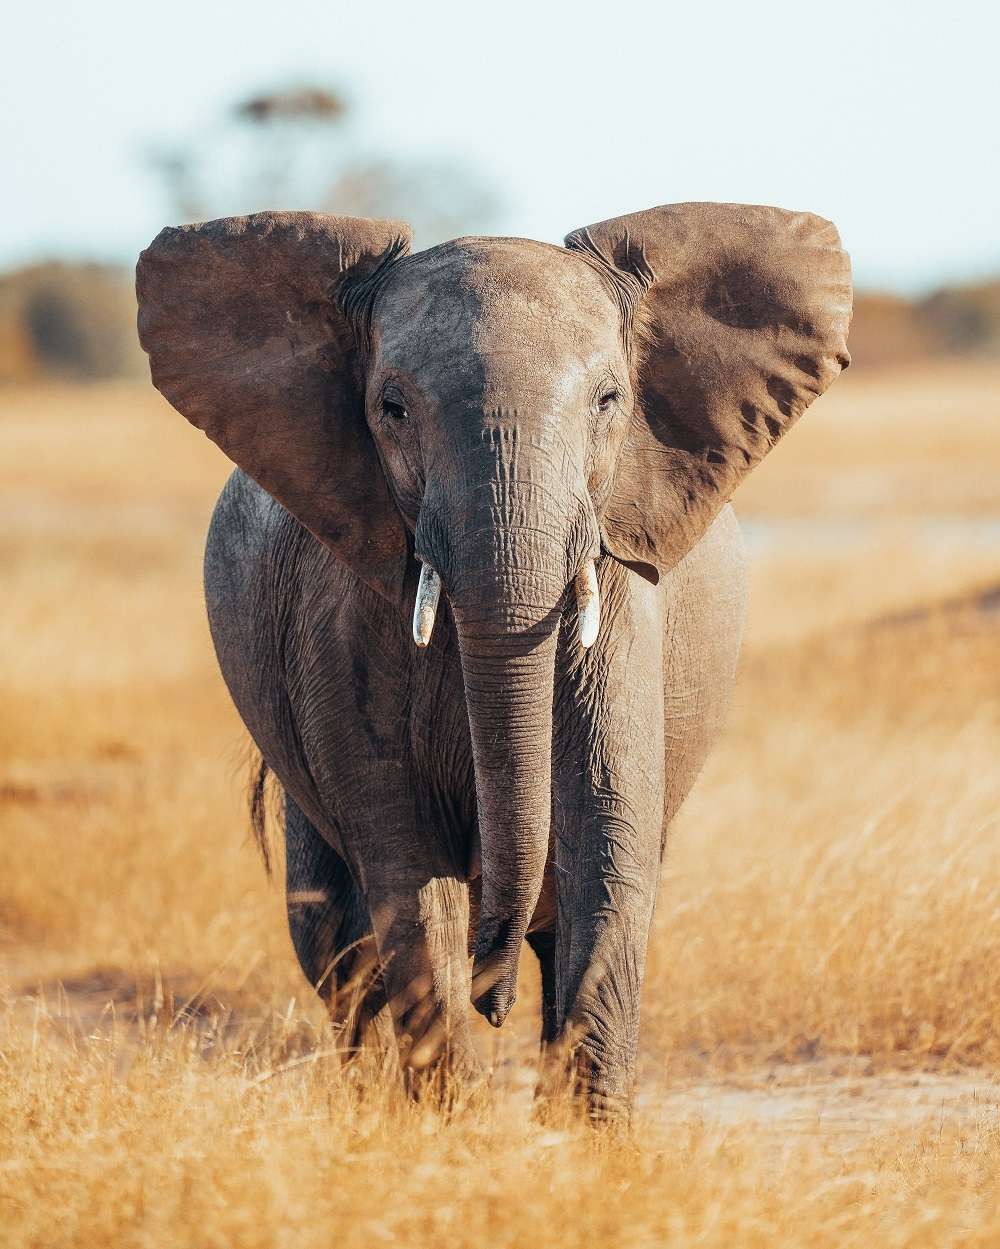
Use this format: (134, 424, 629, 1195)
(411, 558, 601, 652)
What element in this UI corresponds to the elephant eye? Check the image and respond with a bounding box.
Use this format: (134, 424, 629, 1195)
(597, 388, 620, 412)
(382, 398, 408, 422)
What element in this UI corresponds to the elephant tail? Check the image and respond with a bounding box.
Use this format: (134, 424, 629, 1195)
(248, 750, 279, 876)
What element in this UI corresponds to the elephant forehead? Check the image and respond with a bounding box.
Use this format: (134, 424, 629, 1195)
(375, 239, 623, 370)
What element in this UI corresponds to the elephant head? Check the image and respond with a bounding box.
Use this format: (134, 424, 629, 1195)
(137, 204, 851, 1029)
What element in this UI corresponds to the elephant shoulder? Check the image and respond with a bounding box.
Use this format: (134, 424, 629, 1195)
(663, 504, 747, 636)
(204, 469, 368, 646)
(205, 469, 311, 603)
(206, 469, 285, 566)
(658, 504, 748, 824)
(659, 503, 747, 726)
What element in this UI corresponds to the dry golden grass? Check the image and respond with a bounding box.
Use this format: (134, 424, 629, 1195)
(2, 362, 999, 1246)
(739, 360, 1000, 520)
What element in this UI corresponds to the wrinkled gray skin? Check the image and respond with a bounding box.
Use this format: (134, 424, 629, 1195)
(140, 207, 850, 1123)
(204, 242, 743, 1120)
(208, 480, 743, 1111)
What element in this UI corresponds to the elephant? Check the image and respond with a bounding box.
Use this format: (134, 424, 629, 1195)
(136, 201, 851, 1122)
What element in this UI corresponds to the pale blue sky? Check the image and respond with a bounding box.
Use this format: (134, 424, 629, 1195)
(6, 0, 999, 290)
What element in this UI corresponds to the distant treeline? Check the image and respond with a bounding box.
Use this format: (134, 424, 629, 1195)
(1, 260, 998, 383)
(0, 262, 145, 383)
(849, 280, 1000, 370)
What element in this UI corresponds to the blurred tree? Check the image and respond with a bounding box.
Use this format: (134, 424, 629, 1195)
(235, 85, 347, 123)
(145, 83, 501, 249)
(0, 84, 503, 384)
(326, 157, 501, 250)
(0, 263, 145, 383)
(919, 280, 1000, 356)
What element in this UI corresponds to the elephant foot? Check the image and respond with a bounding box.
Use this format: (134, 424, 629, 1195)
(529, 1040, 634, 1130)
(574, 1050, 634, 1129)
(531, 1081, 632, 1131)
(393, 994, 483, 1108)
(584, 1086, 633, 1130)
(403, 1044, 486, 1113)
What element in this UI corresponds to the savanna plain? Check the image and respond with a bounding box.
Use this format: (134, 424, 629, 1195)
(2, 361, 999, 1248)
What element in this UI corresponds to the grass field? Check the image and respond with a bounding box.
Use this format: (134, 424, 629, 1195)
(2, 362, 999, 1247)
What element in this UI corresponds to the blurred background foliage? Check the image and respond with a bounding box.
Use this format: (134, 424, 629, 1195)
(1, 79, 998, 385)
(0, 82, 502, 384)
(5, 256, 998, 384)
(0, 262, 146, 383)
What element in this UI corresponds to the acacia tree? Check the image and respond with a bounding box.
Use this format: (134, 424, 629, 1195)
(146, 84, 501, 248)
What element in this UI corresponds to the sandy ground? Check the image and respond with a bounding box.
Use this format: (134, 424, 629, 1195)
(648, 1068, 1000, 1142)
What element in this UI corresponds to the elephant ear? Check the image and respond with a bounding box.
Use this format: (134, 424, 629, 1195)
(565, 202, 852, 581)
(136, 211, 412, 603)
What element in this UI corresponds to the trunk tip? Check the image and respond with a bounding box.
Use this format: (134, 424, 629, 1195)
(472, 981, 516, 1029)
(471, 922, 521, 1028)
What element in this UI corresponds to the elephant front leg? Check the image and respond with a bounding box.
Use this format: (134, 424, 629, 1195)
(556, 834, 660, 1121)
(552, 562, 665, 1123)
(362, 859, 481, 1096)
(284, 795, 394, 1061)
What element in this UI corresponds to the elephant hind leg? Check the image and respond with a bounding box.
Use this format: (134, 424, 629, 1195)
(284, 795, 393, 1059)
(527, 928, 576, 1112)
(526, 930, 559, 1046)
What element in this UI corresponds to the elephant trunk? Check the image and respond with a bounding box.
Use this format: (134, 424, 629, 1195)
(416, 454, 597, 1027)
(455, 594, 561, 1027)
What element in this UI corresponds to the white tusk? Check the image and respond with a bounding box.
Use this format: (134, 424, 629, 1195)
(575, 560, 601, 649)
(412, 563, 442, 648)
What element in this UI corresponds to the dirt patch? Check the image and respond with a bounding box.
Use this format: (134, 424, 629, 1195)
(2, 964, 303, 1060)
(640, 1061, 1000, 1142)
